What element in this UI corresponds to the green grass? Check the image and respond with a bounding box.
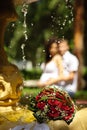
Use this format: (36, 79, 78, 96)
(22, 87, 87, 100)
(74, 90, 87, 100)
(21, 87, 41, 95)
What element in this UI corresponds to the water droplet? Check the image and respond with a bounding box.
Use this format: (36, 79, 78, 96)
(65, 15, 68, 18)
(65, 0, 68, 2)
(69, 20, 71, 24)
(60, 27, 63, 30)
(43, 49, 45, 53)
(9, 46, 12, 49)
(21, 44, 25, 50)
(51, 15, 54, 19)
(63, 22, 65, 26)
(52, 25, 54, 28)
(12, 23, 15, 27)
(31, 23, 34, 26)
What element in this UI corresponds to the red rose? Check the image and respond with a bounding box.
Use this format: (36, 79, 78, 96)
(36, 91, 47, 101)
(48, 99, 62, 108)
(61, 105, 70, 111)
(65, 107, 74, 115)
(70, 106, 74, 113)
(64, 113, 72, 121)
(37, 101, 46, 110)
(36, 95, 41, 101)
(47, 107, 60, 118)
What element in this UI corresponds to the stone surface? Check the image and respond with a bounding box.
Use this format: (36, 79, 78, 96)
(69, 108, 87, 130)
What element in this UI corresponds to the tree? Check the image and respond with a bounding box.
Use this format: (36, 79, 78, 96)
(83, 0, 87, 88)
(73, 0, 85, 90)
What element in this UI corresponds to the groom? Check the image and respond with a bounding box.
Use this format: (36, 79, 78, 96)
(44, 39, 79, 97)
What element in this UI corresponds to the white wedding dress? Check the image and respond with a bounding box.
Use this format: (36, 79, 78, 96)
(40, 61, 59, 83)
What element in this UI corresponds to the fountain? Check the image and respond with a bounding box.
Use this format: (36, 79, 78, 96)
(0, 1, 87, 130)
(0, 0, 38, 129)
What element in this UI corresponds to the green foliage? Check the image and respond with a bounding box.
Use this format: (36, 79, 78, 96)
(20, 88, 41, 107)
(21, 68, 42, 80)
(5, 0, 74, 66)
(48, 0, 59, 9)
(74, 91, 87, 100)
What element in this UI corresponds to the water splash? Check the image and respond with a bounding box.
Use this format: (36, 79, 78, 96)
(22, 3, 28, 40)
(50, 0, 74, 38)
(21, 3, 28, 69)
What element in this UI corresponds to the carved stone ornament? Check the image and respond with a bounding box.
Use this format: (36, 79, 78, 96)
(0, 64, 23, 107)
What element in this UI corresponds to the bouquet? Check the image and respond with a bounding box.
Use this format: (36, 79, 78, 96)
(28, 85, 76, 124)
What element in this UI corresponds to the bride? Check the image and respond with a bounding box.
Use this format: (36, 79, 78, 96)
(37, 37, 63, 88)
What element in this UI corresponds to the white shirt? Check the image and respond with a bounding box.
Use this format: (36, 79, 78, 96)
(58, 51, 79, 93)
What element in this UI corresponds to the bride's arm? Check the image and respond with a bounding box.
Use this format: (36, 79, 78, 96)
(54, 54, 64, 76)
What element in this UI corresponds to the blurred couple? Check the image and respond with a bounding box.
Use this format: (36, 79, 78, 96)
(37, 37, 79, 97)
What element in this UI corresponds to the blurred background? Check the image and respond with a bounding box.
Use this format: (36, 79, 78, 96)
(4, 0, 87, 98)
